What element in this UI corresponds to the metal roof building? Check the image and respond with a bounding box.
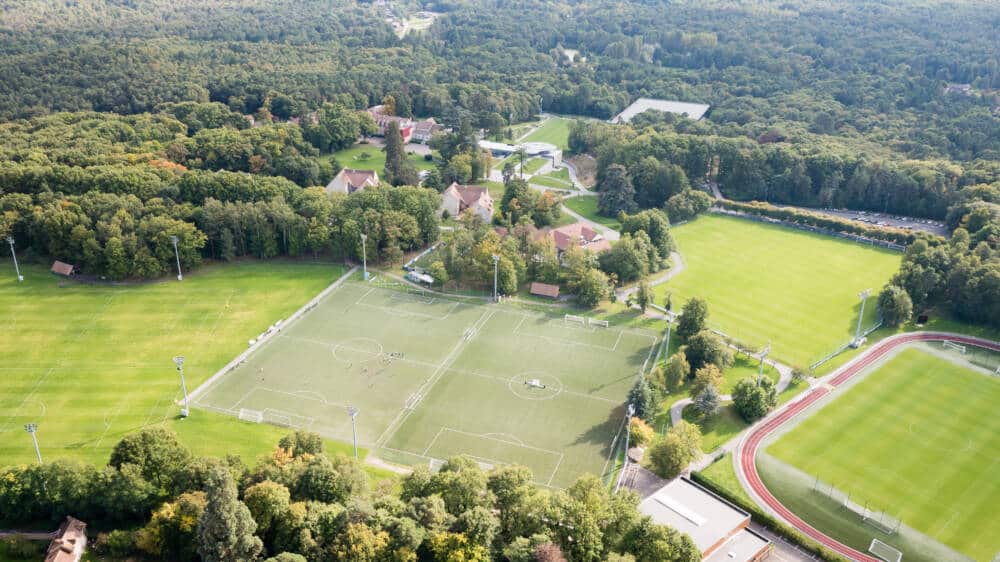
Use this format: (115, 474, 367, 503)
(611, 98, 711, 123)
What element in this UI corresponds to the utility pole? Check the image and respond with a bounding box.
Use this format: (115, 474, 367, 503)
(854, 289, 872, 346)
(662, 317, 672, 360)
(174, 356, 189, 418)
(24, 423, 42, 464)
(614, 404, 635, 492)
(757, 340, 770, 386)
(6, 236, 23, 282)
(347, 406, 360, 459)
(492, 254, 500, 302)
(170, 235, 183, 281)
(360, 233, 369, 281)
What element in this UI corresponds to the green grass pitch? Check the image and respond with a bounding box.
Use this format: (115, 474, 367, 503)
(194, 280, 659, 488)
(766, 347, 1000, 560)
(655, 214, 901, 367)
(521, 117, 572, 151)
(0, 261, 360, 467)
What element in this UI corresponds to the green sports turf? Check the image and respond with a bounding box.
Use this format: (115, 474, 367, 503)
(521, 117, 572, 150)
(328, 143, 435, 172)
(195, 279, 659, 487)
(655, 214, 901, 367)
(0, 260, 351, 467)
(767, 347, 1000, 560)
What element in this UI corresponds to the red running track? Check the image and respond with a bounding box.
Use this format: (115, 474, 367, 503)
(736, 332, 1000, 562)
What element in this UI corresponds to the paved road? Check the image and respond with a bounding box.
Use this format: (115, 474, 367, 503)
(733, 332, 1000, 562)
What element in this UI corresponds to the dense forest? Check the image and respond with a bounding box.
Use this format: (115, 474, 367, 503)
(0, 428, 700, 561)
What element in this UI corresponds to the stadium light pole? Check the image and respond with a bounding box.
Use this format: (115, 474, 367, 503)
(169, 235, 183, 281)
(360, 233, 369, 281)
(174, 356, 189, 418)
(24, 423, 42, 464)
(347, 406, 360, 459)
(6, 236, 23, 282)
(615, 403, 636, 492)
(757, 340, 770, 386)
(661, 316, 673, 359)
(855, 289, 872, 343)
(492, 254, 500, 302)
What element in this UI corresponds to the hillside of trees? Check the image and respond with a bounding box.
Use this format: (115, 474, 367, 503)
(0, 428, 699, 562)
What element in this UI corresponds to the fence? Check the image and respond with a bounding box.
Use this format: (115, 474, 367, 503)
(711, 209, 906, 251)
(811, 475, 902, 536)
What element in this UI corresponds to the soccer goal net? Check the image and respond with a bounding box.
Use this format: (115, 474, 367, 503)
(238, 408, 264, 423)
(588, 318, 609, 328)
(942, 341, 967, 354)
(564, 314, 586, 325)
(869, 539, 902, 562)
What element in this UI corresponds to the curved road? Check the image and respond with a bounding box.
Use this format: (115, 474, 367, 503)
(734, 332, 1000, 562)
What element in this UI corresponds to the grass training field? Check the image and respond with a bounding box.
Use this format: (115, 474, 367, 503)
(194, 278, 659, 487)
(522, 117, 572, 150)
(0, 260, 356, 467)
(655, 214, 901, 367)
(765, 346, 1000, 561)
(328, 143, 435, 173)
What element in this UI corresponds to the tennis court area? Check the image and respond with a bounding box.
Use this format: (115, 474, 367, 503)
(193, 279, 659, 487)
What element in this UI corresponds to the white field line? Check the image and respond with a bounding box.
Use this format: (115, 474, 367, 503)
(448, 367, 618, 404)
(611, 330, 623, 352)
(188, 266, 358, 404)
(277, 335, 442, 369)
(437, 426, 564, 457)
(375, 309, 494, 447)
(547, 454, 565, 486)
(601, 409, 629, 479)
(0, 367, 56, 433)
(422, 426, 446, 456)
(353, 299, 457, 321)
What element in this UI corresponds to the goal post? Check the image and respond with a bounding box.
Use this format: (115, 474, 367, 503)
(588, 318, 609, 328)
(942, 341, 966, 354)
(238, 408, 264, 424)
(564, 314, 586, 325)
(869, 539, 902, 562)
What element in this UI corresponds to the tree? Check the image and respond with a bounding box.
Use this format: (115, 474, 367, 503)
(731, 377, 777, 422)
(683, 330, 732, 371)
(108, 428, 191, 493)
(676, 298, 708, 340)
(663, 352, 690, 391)
(629, 418, 655, 447)
(136, 491, 206, 562)
(428, 531, 489, 562)
(622, 518, 699, 562)
(626, 379, 657, 422)
(692, 386, 720, 417)
(647, 421, 702, 479)
(598, 164, 638, 217)
(664, 190, 713, 222)
(688, 364, 724, 399)
(877, 285, 913, 327)
(574, 267, 610, 307)
(196, 467, 263, 562)
(635, 281, 651, 312)
(383, 121, 418, 186)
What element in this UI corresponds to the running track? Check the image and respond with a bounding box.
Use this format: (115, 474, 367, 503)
(735, 332, 1000, 562)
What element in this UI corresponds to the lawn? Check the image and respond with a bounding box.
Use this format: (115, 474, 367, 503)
(328, 143, 436, 172)
(682, 403, 746, 453)
(0, 260, 357, 468)
(563, 196, 621, 230)
(522, 157, 548, 175)
(765, 347, 1000, 561)
(655, 214, 901, 367)
(530, 175, 574, 190)
(521, 117, 573, 151)
(195, 279, 660, 488)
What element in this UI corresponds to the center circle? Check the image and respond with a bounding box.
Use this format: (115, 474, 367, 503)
(508, 371, 563, 400)
(333, 337, 384, 364)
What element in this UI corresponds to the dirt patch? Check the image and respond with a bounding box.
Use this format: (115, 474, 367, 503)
(567, 154, 597, 188)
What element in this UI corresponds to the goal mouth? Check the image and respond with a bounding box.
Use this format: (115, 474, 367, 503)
(238, 408, 264, 423)
(869, 538, 902, 562)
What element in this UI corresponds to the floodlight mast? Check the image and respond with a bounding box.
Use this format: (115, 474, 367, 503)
(492, 254, 500, 302)
(360, 233, 369, 281)
(855, 289, 872, 343)
(6, 236, 23, 282)
(347, 406, 360, 459)
(169, 235, 183, 281)
(174, 356, 189, 418)
(24, 423, 42, 464)
(614, 403, 636, 492)
(757, 340, 770, 386)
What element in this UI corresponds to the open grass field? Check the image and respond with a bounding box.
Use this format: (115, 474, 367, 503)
(0, 260, 360, 468)
(521, 117, 573, 151)
(764, 346, 1000, 561)
(529, 174, 573, 190)
(328, 143, 435, 173)
(563, 196, 621, 229)
(194, 278, 660, 488)
(522, 157, 548, 175)
(654, 214, 901, 367)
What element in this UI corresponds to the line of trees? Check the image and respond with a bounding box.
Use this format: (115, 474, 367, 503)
(0, 428, 701, 562)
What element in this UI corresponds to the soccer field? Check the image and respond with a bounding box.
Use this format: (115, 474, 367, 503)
(765, 346, 1000, 561)
(193, 279, 659, 487)
(655, 214, 901, 367)
(0, 261, 349, 467)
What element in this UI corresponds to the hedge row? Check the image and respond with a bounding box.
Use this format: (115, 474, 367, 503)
(714, 199, 933, 245)
(690, 470, 847, 562)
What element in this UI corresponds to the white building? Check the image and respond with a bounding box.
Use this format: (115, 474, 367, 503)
(439, 182, 494, 222)
(611, 98, 711, 123)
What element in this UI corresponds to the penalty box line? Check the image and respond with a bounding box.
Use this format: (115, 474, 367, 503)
(420, 426, 566, 486)
(353, 286, 459, 321)
(375, 309, 495, 448)
(511, 317, 622, 353)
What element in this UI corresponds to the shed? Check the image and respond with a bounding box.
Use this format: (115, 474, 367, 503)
(51, 261, 75, 277)
(45, 517, 87, 562)
(529, 282, 560, 299)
